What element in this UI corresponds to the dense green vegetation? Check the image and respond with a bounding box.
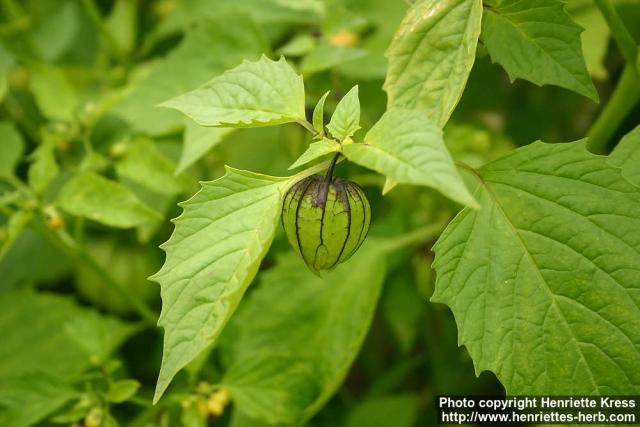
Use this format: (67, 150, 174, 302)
(0, 0, 639, 426)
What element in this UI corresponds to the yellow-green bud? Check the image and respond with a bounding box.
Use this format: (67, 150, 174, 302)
(282, 174, 370, 273)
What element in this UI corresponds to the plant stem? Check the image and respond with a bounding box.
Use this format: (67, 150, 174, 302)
(594, 0, 638, 67)
(587, 64, 640, 153)
(324, 152, 341, 181)
(383, 219, 449, 253)
(34, 221, 157, 326)
(80, 0, 121, 59)
(296, 118, 318, 136)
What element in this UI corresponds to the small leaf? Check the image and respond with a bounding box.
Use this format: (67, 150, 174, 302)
(342, 110, 477, 208)
(608, 125, 640, 188)
(481, 0, 599, 101)
(288, 138, 341, 170)
(28, 135, 59, 194)
(384, 0, 483, 127)
(64, 313, 137, 364)
(162, 56, 306, 128)
(312, 91, 330, 135)
(106, 379, 141, 403)
(326, 86, 360, 141)
(432, 140, 640, 395)
(177, 121, 234, 173)
(0, 121, 24, 177)
(151, 169, 288, 403)
(57, 171, 161, 228)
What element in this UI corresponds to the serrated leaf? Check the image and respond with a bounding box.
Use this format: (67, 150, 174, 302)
(312, 91, 330, 135)
(481, 0, 598, 101)
(106, 379, 140, 403)
(177, 121, 235, 173)
(432, 140, 640, 395)
(342, 110, 477, 208)
(162, 56, 306, 128)
(221, 243, 387, 425)
(57, 171, 161, 228)
(608, 125, 640, 188)
(28, 135, 59, 194)
(326, 86, 360, 141)
(384, 0, 483, 127)
(114, 14, 268, 135)
(151, 169, 289, 403)
(288, 138, 341, 170)
(0, 121, 24, 177)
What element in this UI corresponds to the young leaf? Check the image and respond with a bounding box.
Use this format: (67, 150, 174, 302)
(0, 121, 24, 177)
(0, 210, 32, 262)
(221, 243, 387, 425)
(106, 379, 141, 403)
(384, 0, 483, 127)
(312, 91, 330, 135)
(301, 43, 368, 75)
(28, 136, 59, 194)
(342, 110, 478, 208)
(161, 56, 306, 128)
(326, 85, 360, 141)
(151, 169, 289, 403)
(288, 138, 341, 170)
(345, 395, 419, 427)
(432, 140, 640, 395)
(29, 64, 78, 121)
(177, 121, 235, 173)
(57, 171, 161, 228)
(482, 0, 599, 101)
(608, 125, 640, 188)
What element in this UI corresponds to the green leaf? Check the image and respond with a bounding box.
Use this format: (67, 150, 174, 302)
(326, 85, 360, 141)
(432, 140, 640, 395)
(223, 354, 319, 425)
(0, 210, 32, 262)
(384, 0, 483, 127)
(481, 0, 599, 101)
(345, 395, 419, 427)
(28, 135, 59, 194)
(568, 2, 610, 80)
(178, 121, 235, 173)
(64, 313, 138, 364)
(115, 138, 188, 196)
(106, 379, 141, 403)
(57, 171, 161, 228)
(312, 91, 330, 135)
(342, 110, 477, 208)
(608, 125, 640, 188)
(0, 290, 134, 427)
(0, 45, 14, 101)
(114, 14, 268, 135)
(0, 372, 76, 427)
(161, 56, 306, 128)
(32, 1, 79, 62)
(0, 121, 24, 177)
(288, 138, 341, 170)
(221, 243, 387, 425)
(106, 0, 137, 56)
(29, 64, 78, 121)
(151, 169, 288, 403)
(301, 43, 367, 75)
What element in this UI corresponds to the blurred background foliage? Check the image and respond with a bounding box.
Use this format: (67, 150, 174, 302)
(0, 0, 638, 426)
